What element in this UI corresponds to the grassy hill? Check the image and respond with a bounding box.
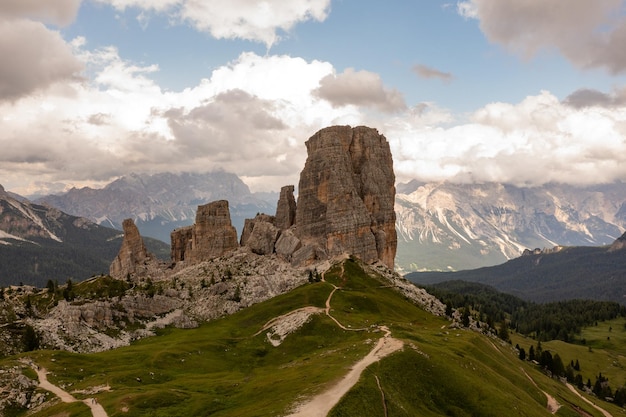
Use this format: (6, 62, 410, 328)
(3, 259, 624, 416)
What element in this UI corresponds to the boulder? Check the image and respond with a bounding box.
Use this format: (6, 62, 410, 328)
(240, 213, 275, 246)
(275, 229, 302, 261)
(246, 220, 280, 255)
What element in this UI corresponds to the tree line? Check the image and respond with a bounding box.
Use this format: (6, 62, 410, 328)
(425, 280, 626, 342)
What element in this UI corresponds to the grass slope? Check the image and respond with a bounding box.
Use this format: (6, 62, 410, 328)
(5, 259, 620, 416)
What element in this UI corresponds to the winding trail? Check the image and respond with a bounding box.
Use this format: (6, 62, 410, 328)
(521, 367, 561, 414)
(284, 262, 404, 417)
(30, 363, 108, 417)
(374, 375, 388, 417)
(287, 327, 403, 417)
(566, 383, 613, 417)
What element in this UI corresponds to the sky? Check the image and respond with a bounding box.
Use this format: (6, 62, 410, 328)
(2, 0, 626, 196)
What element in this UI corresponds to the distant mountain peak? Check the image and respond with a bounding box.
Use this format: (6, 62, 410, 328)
(395, 180, 626, 272)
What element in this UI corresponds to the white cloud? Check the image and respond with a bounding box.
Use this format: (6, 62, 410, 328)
(458, 0, 626, 73)
(386, 90, 626, 186)
(0, 19, 83, 101)
(94, 0, 331, 47)
(0, 49, 366, 195)
(314, 68, 407, 113)
(93, 0, 180, 12)
(0, 0, 81, 26)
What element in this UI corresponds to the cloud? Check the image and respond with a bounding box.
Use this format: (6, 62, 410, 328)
(314, 68, 407, 113)
(95, 0, 331, 47)
(563, 87, 626, 108)
(0, 0, 81, 26)
(386, 90, 626, 187)
(0, 50, 366, 194)
(457, 0, 626, 73)
(412, 64, 453, 82)
(0, 19, 83, 101)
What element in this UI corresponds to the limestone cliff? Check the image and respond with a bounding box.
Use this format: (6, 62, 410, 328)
(110, 219, 151, 279)
(294, 126, 397, 268)
(171, 200, 239, 263)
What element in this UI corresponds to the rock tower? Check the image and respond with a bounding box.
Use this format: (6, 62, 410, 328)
(294, 125, 397, 268)
(170, 200, 239, 263)
(110, 218, 151, 279)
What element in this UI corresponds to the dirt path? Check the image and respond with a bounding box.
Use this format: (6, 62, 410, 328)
(287, 329, 403, 417)
(32, 364, 109, 417)
(285, 263, 404, 416)
(521, 367, 561, 414)
(566, 383, 613, 417)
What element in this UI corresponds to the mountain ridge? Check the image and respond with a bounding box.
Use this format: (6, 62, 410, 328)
(407, 231, 626, 304)
(0, 187, 170, 287)
(35, 171, 277, 243)
(396, 180, 626, 272)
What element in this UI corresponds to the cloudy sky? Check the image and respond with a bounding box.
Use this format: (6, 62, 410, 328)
(2, 0, 626, 196)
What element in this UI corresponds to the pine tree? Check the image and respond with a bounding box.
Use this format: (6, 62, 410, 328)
(498, 320, 509, 341)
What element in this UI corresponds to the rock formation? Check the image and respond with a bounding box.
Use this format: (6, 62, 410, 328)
(170, 226, 193, 262)
(110, 218, 151, 279)
(240, 214, 280, 256)
(293, 125, 397, 268)
(149, 126, 396, 270)
(274, 185, 297, 230)
(171, 200, 239, 263)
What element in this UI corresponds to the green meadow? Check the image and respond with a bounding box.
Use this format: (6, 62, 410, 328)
(5, 259, 625, 416)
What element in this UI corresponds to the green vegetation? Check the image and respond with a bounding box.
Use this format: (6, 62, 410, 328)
(4, 259, 625, 416)
(426, 280, 625, 341)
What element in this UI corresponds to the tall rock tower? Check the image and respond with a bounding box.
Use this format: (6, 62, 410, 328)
(295, 125, 397, 269)
(110, 218, 151, 279)
(170, 200, 239, 264)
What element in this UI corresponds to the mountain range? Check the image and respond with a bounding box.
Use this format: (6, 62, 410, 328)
(5, 171, 626, 280)
(35, 171, 276, 244)
(407, 232, 626, 304)
(395, 180, 626, 272)
(0, 184, 169, 287)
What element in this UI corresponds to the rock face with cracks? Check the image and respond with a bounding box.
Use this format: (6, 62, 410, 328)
(294, 125, 397, 269)
(171, 200, 239, 264)
(172, 126, 397, 269)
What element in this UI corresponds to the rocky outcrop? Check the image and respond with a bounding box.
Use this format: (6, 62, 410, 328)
(171, 200, 239, 264)
(246, 219, 280, 256)
(521, 246, 563, 256)
(240, 214, 275, 246)
(110, 219, 152, 279)
(235, 125, 397, 268)
(293, 126, 397, 268)
(275, 185, 296, 230)
(170, 225, 193, 262)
